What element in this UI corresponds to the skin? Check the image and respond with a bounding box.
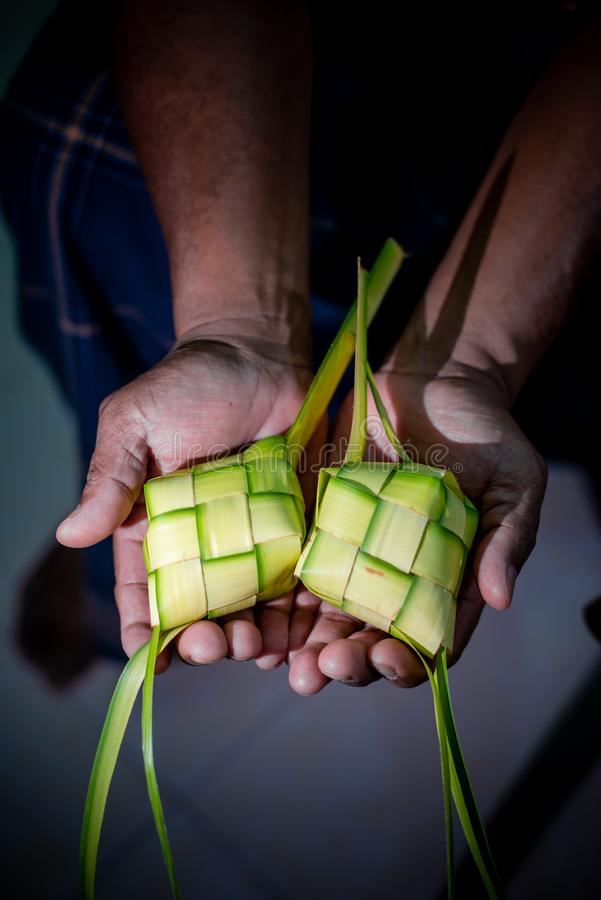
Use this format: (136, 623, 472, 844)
(57, 4, 601, 687)
(57, 0, 313, 668)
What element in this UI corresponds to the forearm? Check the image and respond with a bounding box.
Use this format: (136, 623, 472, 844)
(112, 0, 311, 360)
(391, 15, 601, 404)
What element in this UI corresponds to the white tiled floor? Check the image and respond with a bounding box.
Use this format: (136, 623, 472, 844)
(2, 8, 601, 899)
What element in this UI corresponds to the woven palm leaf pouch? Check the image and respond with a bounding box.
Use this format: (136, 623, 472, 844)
(295, 263, 504, 899)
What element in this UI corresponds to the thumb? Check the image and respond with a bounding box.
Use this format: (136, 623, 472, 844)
(474, 456, 547, 610)
(57, 400, 148, 548)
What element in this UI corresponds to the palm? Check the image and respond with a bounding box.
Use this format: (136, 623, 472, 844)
(374, 370, 534, 501)
(148, 341, 306, 463)
(286, 368, 546, 694)
(63, 337, 311, 668)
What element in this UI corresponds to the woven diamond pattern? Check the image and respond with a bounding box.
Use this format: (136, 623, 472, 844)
(295, 462, 478, 656)
(143, 438, 305, 629)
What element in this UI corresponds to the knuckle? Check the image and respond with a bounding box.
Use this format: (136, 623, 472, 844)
(113, 472, 140, 504)
(85, 458, 104, 486)
(98, 390, 119, 420)
(86, 436, 146, 497)
(98, 384, 139, 427)
(98, 379, 150, 441)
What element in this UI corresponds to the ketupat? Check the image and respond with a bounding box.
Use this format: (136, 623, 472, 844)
(143, 438, 306, 630)
(295, 261, 504, 899)
(295, 460, 476, 655)
(80, 239, 405, 900)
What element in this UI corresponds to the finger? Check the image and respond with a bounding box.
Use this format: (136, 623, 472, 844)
(113, 579, 170, 674)
(287, 586, 321, 661)
(113, 505, 172, 671)
(367, 638, 427, 687)
(255, 591, 293, 670)
(475, 455, 547, 610)
(288, 604, 358, 695)
(288, 644, 330, 695)
(448, 573, 485, 666)
(366, 572, 485, 687)
(287, 608, 317, 659)
(318, 629, 383, 687)
(367, 572, 485, 686)
(175, 620, 229, 665)
(220, 609, 262, 661)
(57, 396, 148, 548)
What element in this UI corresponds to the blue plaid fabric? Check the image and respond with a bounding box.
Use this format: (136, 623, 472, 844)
(0, 5, 180, 614)
(0, 1, 584, 626)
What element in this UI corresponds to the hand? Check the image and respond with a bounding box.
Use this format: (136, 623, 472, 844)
(56, 330, 311, 671)
(287, 362, 547, 694)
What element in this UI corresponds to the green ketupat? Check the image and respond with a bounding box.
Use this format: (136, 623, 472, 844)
(80, 239, 405, 900)
(295, 459, 476, 656)
(296, 262, 504, 899)
(143, 437, 306, 630)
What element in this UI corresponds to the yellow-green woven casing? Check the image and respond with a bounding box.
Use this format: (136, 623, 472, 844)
(295, 461, 478, 657)
(143, 437, 305, 629)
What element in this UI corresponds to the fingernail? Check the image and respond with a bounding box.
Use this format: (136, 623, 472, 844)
(506, 565, 518, 597)
(379, 665, 400, 682)
(57, 504, 80, 534)
(259, 656, 283, 670)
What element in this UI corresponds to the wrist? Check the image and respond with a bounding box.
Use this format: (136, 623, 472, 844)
(174, 294, 311, 370)
(172, 246, 310, 367)
(444, 336, 517, 409)
(382, 319, 516, 410)
(173, 320, 312, 373)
